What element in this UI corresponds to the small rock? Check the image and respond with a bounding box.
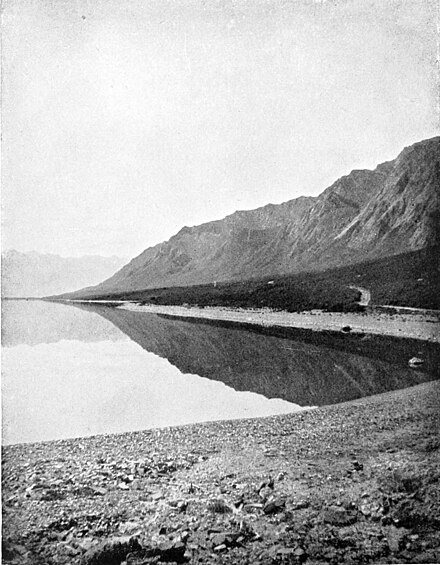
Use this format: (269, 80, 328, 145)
(408, 356, 424, 367)
(155, 539, 187, 562)
(263, 497, 286, 515)
(323, 506, 357, 526)
(76, 538, 97, 553)
(214, 543, 227, 552)
(210, 533, 227, 547)
(117, 482, 129, 491)
(258, 477, 274, 491)
(207, 499, 232, 513)
(386, 525, 408, 553)
(119, 522, 141, 536)
(178, 531, 190, 543)
(91, 486, 107, 496)
(151, 491, 164, 501)
(352, 460, 363, 471)
(360, 503, 371, 516)
(64, 544, 80, 556)
(291, 499, 309, 511)
(259, 486, 273, 501)
(211, 531, 241, 548)
(275, 547, 294, 557)
(82, 536, 141, 565)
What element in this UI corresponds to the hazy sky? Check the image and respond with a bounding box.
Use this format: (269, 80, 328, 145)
(2, 0, 438, 258)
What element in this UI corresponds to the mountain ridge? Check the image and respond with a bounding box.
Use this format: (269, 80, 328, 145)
(57, 136, 440, 298)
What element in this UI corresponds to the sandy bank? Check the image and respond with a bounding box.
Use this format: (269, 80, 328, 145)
(117, 303, 440, 343)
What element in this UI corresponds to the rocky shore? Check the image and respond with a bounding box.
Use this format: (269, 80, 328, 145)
(3, 380, 440, 564)
(116, 303, 440, 343)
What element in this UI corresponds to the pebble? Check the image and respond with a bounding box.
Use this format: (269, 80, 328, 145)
(263, 497, 286, 515)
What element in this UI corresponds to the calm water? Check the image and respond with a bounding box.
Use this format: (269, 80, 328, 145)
(2, 300, 436, 445)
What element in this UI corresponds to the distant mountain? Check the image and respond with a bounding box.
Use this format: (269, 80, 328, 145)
(60, 136, 440, 298)
(1, 251, 127, 298)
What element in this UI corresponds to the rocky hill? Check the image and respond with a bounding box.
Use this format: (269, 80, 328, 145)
(1, 251, 126, 298)
(60, 136, 440, 297)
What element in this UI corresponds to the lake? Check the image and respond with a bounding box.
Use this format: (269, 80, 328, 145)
(2, 299, 436, 445)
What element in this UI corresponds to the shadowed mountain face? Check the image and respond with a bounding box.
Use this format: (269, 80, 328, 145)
(65, 136, 439, 297)
(80, 305, 437, 407)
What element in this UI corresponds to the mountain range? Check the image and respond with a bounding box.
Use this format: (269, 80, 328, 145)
(63, 136, 439, 299)
(1, 251, 127, 298)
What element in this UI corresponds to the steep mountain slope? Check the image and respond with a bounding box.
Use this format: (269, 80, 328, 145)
(1, 251, 126, 297)
(64, 136, 440, 297)
(64, 247, 439, 311)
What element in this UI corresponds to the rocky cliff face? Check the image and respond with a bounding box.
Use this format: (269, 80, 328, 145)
(68, 136, 440, 296)
(1, 251, 126, 297)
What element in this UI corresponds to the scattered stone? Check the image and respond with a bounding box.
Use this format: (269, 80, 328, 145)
(294, 547, 307, 562)
(386, 525, 408, 553)
(76, 538, 97, 553)
(210, 531, 242, 549)
(82, 536, 141, 565)
(207, 499, 232, 513)
(119, 522, 141, 536)
(291, 499, 310, 511)
(214, 543, 227, 552)
(3, 371, 438, 565)
(91, 486, 107, 496)
(258, 477, 274, 490)
(210, 533, 227, 547)
(271, 545, 306, 561)
(263, 497, 286, 515)
(323, 506, 357, 526)
(155, 539, 187, 562)
(409, 357, 424, 367)
(352, 460, 363, 471)
(259, 486, 273, 501)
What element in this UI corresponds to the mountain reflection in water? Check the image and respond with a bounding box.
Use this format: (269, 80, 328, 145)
(3, 300, 302, 444)
(77, 304, 436, 407)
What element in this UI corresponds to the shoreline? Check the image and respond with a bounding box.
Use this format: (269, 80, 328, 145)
(3, 380, 440, 564)
(116, 302, 440, 343)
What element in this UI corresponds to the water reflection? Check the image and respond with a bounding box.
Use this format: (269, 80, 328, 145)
(2, 301, 301, 444)
(2, 300, 437, 445)
(79, 303, 436, 407)
(1, 299, 123, 346)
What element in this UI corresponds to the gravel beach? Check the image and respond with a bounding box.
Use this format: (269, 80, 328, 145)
(3, 379, 440, 564)
(116, 304, 440, 343)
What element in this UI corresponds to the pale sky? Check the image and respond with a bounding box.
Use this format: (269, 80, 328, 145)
(2, 0, 439, 258)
